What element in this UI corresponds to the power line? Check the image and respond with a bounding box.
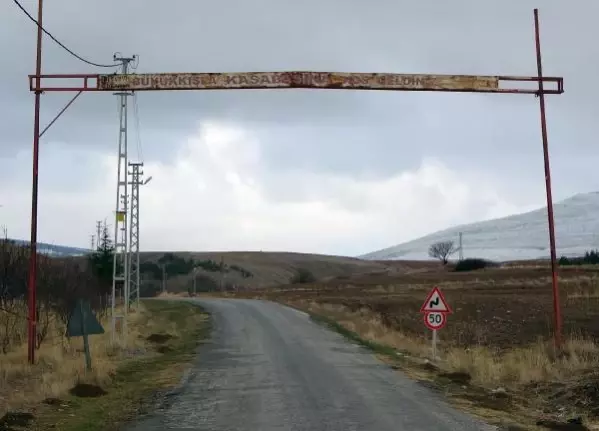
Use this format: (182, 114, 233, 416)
(132, 93, 144, 163)
(12, 0, 123, 69)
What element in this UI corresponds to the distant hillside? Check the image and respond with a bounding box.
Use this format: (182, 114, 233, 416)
(137, 251, 401, 293)
(362, 192, 599, 262)
(9, 239, 90, 257)
(6, 241, 409, 293)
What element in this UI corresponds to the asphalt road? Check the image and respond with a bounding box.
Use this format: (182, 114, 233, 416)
(126, 298, 495, 431)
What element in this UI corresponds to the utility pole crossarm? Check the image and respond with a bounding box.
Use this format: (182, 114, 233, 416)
(28, 72, 564, 95)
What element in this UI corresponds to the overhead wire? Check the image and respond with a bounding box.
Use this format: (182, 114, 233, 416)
(12, 0, 123, 69)
(132, 93, 145, 163)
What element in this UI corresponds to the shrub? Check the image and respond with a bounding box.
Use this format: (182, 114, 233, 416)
(290, 268, 316, 284)
(0, 238, 108, 353)
(195, 259, 222, 273)
(141, 254, 253, 283)
(158, 253, 197, 275)
(193, 274, 220, 292)
(559, 250, 599, 266)
(230, 264, 253, 278)
(454, 258, 496, 272)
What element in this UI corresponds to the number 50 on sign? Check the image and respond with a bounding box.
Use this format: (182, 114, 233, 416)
(424, 311, 447, 330)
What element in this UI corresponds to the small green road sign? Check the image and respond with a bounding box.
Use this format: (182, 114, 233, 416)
(66, 299, 105, 371)
(66, 300, 104, 337)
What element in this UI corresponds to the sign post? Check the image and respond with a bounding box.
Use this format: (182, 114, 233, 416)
(420, 287, 451, 361)
(66, 299, 105, 371)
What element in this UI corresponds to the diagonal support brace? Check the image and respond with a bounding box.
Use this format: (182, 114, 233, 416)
(39, 91, 82, 138)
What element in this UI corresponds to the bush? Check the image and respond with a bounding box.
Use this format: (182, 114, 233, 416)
(140, 261, 163, 280)
(192, 273, 220, 292)
(195, 258, 222, 273)
(559, 250, 599, 266)
(230, 264, 253, 278)
(158, 253, 197, 275)
(454, 258, 496, 272)
(0, 238, 108, 353)
(141, 254, 208, 281)
(140, 254, 253, 283)
(290, 268, 316, 284)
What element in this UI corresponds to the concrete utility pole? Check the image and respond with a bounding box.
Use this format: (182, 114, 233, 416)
(110, 54, 136, 344)
(220, 256, 225, 292)
(192, 267, 198, 296)
(162, 264, 167, 294)
(458, 232, 464, 261)
(192, 270, 196, 296)
(128, 162, 151, 309)
(96, 220, 102, 250)
(90, 234, 95, 251)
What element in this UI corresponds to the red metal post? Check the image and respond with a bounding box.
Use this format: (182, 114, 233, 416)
(28, 0, 44, 364)
(534, 8, 562, 348)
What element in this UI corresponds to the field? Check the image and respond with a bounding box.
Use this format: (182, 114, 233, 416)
(227, 261, 599, 429)
(271, 265, 599, 347)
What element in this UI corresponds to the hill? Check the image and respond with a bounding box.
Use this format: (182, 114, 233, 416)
(361, 192, 599, 262)
(8, 239, 90, 257)
(137, 251, 410, 294)
(8, 242, 426, 293)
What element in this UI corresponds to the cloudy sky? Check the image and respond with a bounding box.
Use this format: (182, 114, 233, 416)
(0, 0, 597, 256)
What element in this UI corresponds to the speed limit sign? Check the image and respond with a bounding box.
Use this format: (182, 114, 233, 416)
(424, 311, 447, 330)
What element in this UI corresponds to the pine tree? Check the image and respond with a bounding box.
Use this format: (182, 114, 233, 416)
(88, 221, 114, 292)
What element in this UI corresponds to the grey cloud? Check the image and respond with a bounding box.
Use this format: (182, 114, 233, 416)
(1, 0, 599, 213)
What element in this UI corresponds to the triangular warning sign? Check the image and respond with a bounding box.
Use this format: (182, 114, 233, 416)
(420, 287, 451, 313)
(66, 299, 105, 337)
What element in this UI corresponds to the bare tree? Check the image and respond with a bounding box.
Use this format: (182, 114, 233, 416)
(0, 238, 110, 353)
(428, 240, 457, 264)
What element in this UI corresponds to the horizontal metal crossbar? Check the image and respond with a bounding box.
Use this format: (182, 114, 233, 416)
(29, 72, 564, 94)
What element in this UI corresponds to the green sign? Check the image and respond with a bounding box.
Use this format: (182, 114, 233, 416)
(66, 299, 104, 371)
(66, 300, 104, 337)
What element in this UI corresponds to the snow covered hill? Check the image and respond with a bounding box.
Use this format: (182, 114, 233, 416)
(361, 192, 599, 262)
(8, 239, 90, 257)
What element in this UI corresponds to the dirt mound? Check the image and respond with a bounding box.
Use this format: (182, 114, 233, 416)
(147, 333, 173, 344)
(69, 383, 107, 398)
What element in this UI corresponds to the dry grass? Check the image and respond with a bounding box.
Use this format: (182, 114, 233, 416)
(281, 298, 599, 428)
(156, 291, 192, 299)
(291, 299, 599, 383)
(19, 299, 210, 431)
(0, 303, 162, 415)
(563, 276, 599, 299)
(294, 300, 431, 357)
(445, 337, 599, 386)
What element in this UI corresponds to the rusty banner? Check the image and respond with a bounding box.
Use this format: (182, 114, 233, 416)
(97, 72, 500, 92)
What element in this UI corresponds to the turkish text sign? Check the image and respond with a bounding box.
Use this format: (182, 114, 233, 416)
(97, 72, 500, 92)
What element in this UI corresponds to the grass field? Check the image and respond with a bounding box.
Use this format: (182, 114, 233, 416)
(226, 262, 599, 429)
(0, 299, 209, 431)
